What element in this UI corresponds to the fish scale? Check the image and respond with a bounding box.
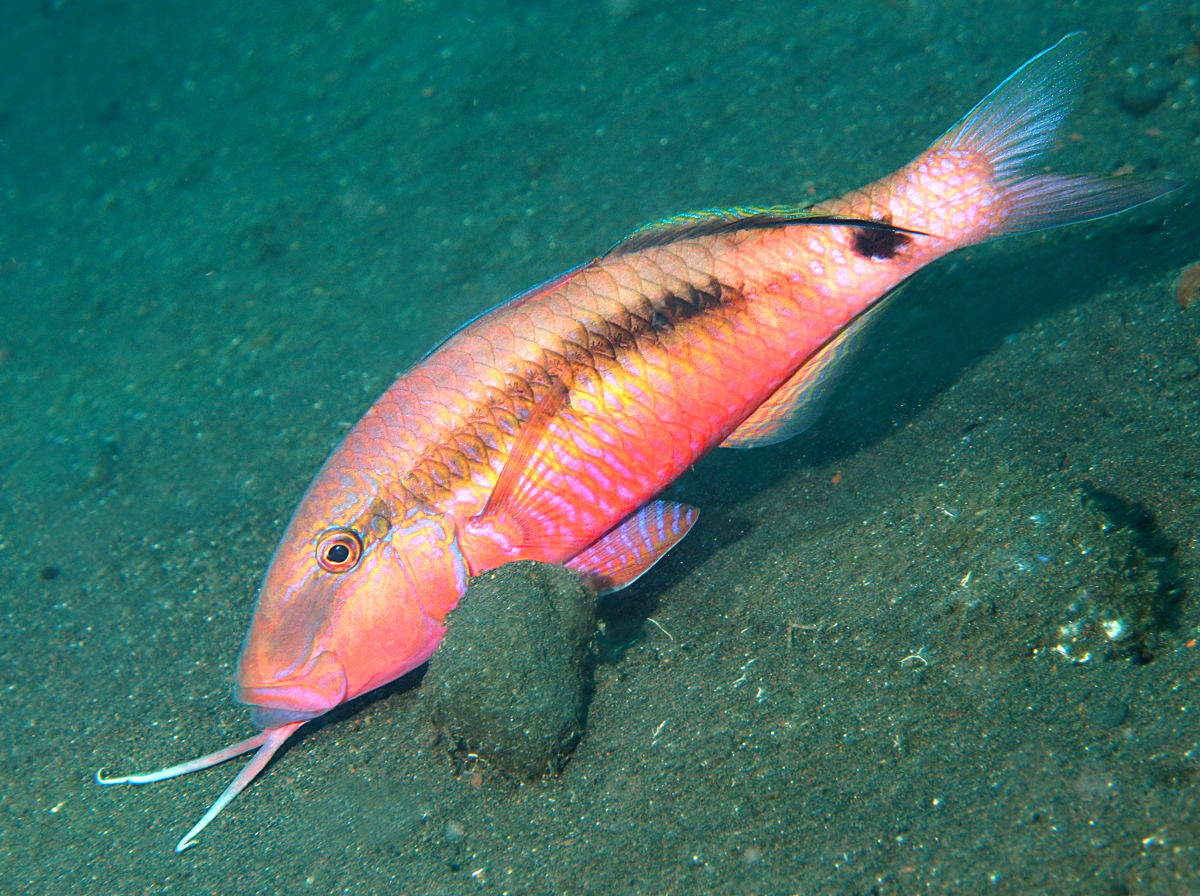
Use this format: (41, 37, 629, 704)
(388, 238, 767, 527)
(97, 33, 1179, 852)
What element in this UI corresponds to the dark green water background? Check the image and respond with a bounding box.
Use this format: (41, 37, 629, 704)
(1, 1, 1198, 893)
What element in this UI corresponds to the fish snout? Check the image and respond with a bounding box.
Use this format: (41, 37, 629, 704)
(235, 648, 348, 728)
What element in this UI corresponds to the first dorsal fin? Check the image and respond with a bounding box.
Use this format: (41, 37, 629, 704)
(607, 207, 928, 256)
(417, 262, 592, 363)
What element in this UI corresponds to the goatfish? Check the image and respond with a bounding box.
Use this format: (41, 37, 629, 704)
(99, 33, 1177, 851)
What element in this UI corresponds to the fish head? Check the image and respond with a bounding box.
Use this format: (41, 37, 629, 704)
(235, 462, 469, 729)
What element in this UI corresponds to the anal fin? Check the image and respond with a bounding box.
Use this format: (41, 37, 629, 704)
(721, 289, 898, 449)
(565, 500, 698, 595)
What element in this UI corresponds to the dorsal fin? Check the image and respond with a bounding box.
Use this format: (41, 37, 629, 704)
(606, 207, 927, 256)
(417, 262, 592, 363)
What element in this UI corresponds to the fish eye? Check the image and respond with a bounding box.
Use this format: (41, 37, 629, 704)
(316, 529, 362, 573)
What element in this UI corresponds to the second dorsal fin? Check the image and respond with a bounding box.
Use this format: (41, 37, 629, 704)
(607, 207, 926, 256)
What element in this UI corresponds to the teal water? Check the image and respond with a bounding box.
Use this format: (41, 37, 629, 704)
(1, 1, 1198, 893)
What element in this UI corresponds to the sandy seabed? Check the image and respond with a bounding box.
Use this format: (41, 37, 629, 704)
(1, 1, 1198, 893)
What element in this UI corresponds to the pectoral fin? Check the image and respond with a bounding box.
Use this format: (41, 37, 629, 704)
(463, 378, 575, 566)
(565, 500, 698, 595)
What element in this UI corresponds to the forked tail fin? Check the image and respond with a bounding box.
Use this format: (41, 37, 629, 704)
(822, 33, 1181, 246)
(934, 31, 1179, 237)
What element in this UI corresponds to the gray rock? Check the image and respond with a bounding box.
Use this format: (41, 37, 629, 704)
(426, 561, 596, 779)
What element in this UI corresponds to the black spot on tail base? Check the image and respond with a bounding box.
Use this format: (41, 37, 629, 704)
(852, 225, 911, 260)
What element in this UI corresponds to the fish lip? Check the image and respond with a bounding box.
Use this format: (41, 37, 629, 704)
(235, 648, 348, 728)
(235, 678, 341, 712)
(247, 704, 326, 729)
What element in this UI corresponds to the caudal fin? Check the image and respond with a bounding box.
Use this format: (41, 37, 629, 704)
(937, 32, 1180, 235)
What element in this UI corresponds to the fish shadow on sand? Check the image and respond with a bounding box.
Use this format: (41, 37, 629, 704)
(693, 196, 1191, 499)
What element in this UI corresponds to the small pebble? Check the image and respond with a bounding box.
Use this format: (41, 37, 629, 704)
(1168, 357, 1199, 382)
(1089, 700, 1129, 729)
(1176, 261, 1200, 310)
(1117, 80, 1169, 116)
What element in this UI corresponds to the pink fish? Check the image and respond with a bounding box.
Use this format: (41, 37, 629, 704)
(99, 33, 1176, 851)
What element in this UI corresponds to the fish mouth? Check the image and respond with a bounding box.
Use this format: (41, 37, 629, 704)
(235, 649, 348, 729)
